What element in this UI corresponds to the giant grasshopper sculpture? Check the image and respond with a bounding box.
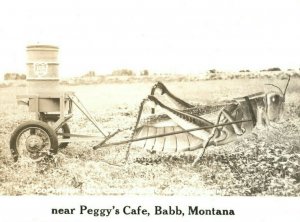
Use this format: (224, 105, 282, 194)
(129, 77, 290, 166)
(10, 70, 290, 165)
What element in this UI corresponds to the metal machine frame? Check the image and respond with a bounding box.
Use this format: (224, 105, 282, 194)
(10, 89, 254, 164)
(17, 92, 109, 143)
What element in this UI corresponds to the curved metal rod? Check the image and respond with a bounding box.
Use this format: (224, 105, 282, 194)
(264, 83, 284, 95)
(264, 75, 291, 101)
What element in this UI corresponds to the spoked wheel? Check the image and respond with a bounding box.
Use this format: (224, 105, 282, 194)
(10, 120, 58, 162)
(40, 115, 70, 149)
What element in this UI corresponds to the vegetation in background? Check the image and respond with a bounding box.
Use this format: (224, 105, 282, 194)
(4, 73, 26, 80)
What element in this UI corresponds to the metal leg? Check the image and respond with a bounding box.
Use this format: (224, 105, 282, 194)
(192, 109, 223, 166)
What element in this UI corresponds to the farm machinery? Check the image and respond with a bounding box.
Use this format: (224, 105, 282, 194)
(10, 45, 290, 166)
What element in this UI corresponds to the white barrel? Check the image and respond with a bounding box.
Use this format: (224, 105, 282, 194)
(26, 45, 60, 94)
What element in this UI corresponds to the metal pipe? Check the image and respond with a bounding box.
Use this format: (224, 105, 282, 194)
(69, 95, 107, 137)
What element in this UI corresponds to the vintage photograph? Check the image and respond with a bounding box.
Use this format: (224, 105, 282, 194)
(0, 0, 299, 199)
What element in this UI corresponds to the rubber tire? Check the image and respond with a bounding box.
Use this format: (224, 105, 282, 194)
(58, 123, 70, 149)
(10, 120, 59, 162)
(41, 115, 70, 149)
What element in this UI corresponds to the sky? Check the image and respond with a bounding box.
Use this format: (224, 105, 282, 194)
(0, 0, 299, 79)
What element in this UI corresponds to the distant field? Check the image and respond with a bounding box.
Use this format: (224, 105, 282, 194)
(0, 78, 299, 195)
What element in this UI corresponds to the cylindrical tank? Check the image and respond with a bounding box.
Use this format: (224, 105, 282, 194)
(26, 45, 60, 94)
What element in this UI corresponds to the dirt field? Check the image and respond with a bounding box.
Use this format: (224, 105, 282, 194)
(0, 78, 299, 196)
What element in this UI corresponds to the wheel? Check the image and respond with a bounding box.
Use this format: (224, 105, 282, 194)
(10, 120, 59, 162)
(40, 115, 70, 149)
(57, 123, 70, 149)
